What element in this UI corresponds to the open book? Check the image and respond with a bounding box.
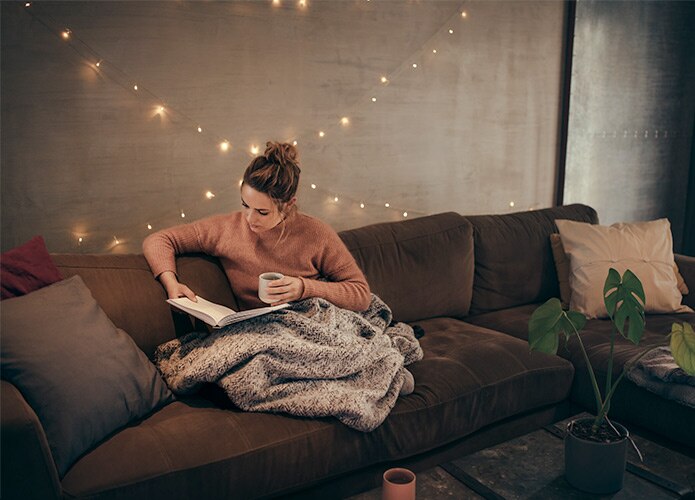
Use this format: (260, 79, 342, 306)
(166, 296, 290, 328)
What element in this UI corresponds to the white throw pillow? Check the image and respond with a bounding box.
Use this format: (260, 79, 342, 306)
(555, 218, 692, 319)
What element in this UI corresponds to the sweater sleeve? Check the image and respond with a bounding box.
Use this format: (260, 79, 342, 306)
(298, 226, 371, 312)
(142, 221, 205, 279)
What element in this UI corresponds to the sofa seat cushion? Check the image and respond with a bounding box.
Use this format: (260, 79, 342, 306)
(60, 318, 574, 499)
(468, 305, 695, 447)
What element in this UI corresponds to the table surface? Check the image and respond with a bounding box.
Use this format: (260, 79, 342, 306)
(348, 413, 695, 500)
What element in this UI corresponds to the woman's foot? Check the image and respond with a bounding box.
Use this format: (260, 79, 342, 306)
(399, 368, 415, 396)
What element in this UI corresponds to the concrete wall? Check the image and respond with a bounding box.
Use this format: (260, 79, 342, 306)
(564, 0, 695, 251)
(1, 1, 565, 254)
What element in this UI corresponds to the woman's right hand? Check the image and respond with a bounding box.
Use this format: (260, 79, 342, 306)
(159, 271, 197, 302)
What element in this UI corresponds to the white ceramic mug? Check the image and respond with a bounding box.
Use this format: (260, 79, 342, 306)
(258, 272, 284, 304)
(382, 468, 416, 500)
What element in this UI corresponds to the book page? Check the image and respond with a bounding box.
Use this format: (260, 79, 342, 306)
(167, 296, 236, 325)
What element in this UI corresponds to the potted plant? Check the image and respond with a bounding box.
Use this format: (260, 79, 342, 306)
(528, 268, 695, 494)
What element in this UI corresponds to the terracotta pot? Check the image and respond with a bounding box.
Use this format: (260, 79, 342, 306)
(382, 468, 416, 500)
(564, 417, 629, 494)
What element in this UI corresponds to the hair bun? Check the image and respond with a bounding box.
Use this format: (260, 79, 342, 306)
(264, 141, 299, 169)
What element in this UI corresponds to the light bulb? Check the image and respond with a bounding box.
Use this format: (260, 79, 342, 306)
(133, 84, 138, 91)
(340, 117, 349, 126)
(197, 126, 202, 133)
(509, 201, 515, 207)
(250, 145, 260, 155)
(78, 237, 83, 243)
(371, 97, 377, 102)
(299, 0, 306, 7)
(461, 11, 467, 18)
(448, 28, 454, 34)
(334, 196, 339, 202)
(25, 2, 31, 7)
(385, 203, 390, 208)
(147, 224, 152, 230)
(272, 0, 280, 5)
(206, 191, 215, 199)
(95, 61, 101, 67)
(220, 141, 230, 152)
(62, 29, 71, 39)
(157, 105, 165, 113)
(380, 76, 388, 84)
(412, 63, 418, 68)
(403, 212, 408, 217)
(181, 211, 186, 218)
(360, 203, 365, 209)
(319, 131, 325, 138)
(113, 236, 120, 245)
(432, 49, 437, 54)
(293, 140, 298, 146)
(311, 184, 317, 189)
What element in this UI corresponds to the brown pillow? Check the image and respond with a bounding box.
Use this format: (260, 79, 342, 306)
(550, 232, 689, 310)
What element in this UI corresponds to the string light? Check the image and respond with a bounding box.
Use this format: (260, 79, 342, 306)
(25, 2, 31, 7)
(78, 237, 83, 243)
(333, 196, 339, 202)
(205, 191, 215, 199)
(432, 49, 437, 54)
(197, 126, 202, 133)
(311, 183, 317, 189)
(509, 201, 515, 207)
(412, 63, 418, 68)
(220, 140, 230, 152)
(250, 144, 260, 155)
(272, 0, 280, 5)
(113, 236, 120, 245)
(180, 211, 186, 218)
(340, 117, 349, 126)
(156, 105, 165, 114)
(385, 203, 390, 208)
(292, 140, 298, 146)
(133, 84, 138, 91)
(403, 212, 408, 217)
(318, 131, 325, 138)
(147, 224, 152, 230)
(448, 28, 454, 34)
(380, 76, 389, 84)
(95, 60, 101, 68)
(461, 11, 468, 18)
(298, 0, 306, 7)
(360, 203, 365, 209)
(62, 29, 71, 40)
(371, 97, 377, 102)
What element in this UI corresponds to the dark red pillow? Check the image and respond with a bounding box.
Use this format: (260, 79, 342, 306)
(1, 236, 63, 300)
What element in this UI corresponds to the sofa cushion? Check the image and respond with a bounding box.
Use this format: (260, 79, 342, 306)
(556, 218, 691, 318)
(1, 235, 62, 300)
(463, 204, 598, 315)
(0, 275, 174, 477)
(59, 318, 573, 499)
(339, 212, 474, 322)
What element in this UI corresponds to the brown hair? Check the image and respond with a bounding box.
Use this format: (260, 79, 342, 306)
(242, 141, 301, 211)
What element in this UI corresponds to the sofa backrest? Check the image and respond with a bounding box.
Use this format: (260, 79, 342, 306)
(339, 212, 474, 322)
(462, 204, 598, 315)
(52, 253, 237, 358)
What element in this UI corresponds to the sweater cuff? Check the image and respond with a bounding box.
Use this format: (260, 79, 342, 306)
(298, 276, 315, 300)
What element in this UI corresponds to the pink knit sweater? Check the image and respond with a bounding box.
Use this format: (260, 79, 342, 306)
(142, 211, 371, 311)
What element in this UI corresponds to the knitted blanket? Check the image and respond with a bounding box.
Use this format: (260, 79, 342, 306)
(626, 346, 695, 408)
(154, 294, 423, 431)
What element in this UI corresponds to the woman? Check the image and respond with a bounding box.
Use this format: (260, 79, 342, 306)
(143, 141, 371, 312)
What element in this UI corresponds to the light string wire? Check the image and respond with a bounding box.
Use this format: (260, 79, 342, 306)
(19, 1, 470, 251)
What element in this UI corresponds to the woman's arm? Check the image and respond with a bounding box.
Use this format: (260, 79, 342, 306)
(142, 222, 206, 300)
(298, 229, 371, 311)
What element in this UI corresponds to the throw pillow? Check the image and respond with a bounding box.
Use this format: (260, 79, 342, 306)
(1, 235, 63, 300)
(550, 233, 690, 309)
(549, 233, 571, 309)
(0, 275, 173, 477)
(555, 218, 692, 319)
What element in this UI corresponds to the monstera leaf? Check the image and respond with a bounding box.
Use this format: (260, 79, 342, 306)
(603, 268, 645, 345)
(670, 322, 695, 376)
(529, 298, 586, 355)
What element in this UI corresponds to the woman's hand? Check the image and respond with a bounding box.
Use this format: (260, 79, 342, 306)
(159, 271, 197, 302)
(266, 276, 304, 305)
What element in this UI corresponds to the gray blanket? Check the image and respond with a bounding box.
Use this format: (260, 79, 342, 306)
(154, 294, 423, 431)
(626, 346, 695, 408)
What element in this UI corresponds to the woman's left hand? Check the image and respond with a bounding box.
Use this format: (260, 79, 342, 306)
(266, 276, 305, 305)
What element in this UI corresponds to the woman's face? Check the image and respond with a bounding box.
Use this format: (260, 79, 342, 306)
(240, 184, 284, 233)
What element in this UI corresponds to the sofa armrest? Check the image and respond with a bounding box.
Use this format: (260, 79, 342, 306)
(675, 254, 695, 310)
(1, 380, 61, 500)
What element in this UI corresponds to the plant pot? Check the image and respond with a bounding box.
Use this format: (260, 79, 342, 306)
(564, 417, 629, 494)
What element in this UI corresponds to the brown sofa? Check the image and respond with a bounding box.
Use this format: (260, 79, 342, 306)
(2, 204, 693, 499)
